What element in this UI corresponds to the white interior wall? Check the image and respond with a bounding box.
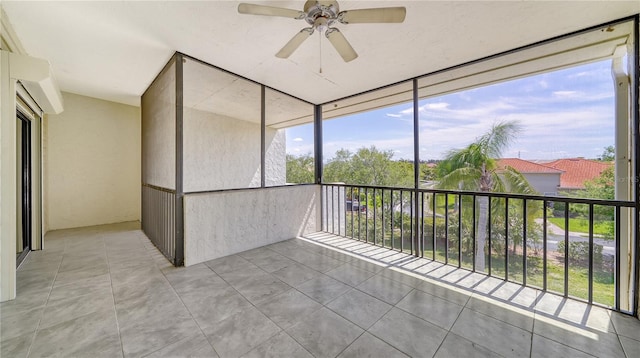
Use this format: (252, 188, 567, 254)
(183, 107, 285, 192)
(44, 92, 140, 231)
(184, 185, 320, 266)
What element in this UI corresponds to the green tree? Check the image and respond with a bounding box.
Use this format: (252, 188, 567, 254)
(436, 121, 536, 271)
(286, 153, 314, 183)
(324, 146, 413, 187)
(600, 145, 615, 161)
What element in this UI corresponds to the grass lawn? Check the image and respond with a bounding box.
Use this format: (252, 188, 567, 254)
(547, 217, 612, 236)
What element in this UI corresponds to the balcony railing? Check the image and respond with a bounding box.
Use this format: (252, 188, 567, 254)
(321, 183, 636, 311)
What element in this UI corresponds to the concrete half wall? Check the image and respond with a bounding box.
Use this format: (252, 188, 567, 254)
(184, 185, 320, 266)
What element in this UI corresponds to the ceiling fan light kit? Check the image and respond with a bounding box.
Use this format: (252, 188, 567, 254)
(238, 0, 406, 62)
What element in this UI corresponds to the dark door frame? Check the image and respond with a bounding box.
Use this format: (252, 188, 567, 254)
(16, 110, 31, 267)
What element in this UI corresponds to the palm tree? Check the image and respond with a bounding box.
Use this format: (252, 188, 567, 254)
(436, 121, 535, 271)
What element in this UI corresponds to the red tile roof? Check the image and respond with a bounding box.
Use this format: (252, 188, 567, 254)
(545, 158, 612, 189)
(496, 158, 563, 174)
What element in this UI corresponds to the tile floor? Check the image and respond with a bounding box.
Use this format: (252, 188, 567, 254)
(1, 222, 639, 357)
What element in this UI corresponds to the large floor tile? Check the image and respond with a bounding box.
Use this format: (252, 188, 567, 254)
(368, 308, 447, 358)
(204, 254, 254, 274)
(466, 294, 534, 331)
(535, 292, 614, 333)
(0, 331, 34, 358)
(619, 336, 640, 358)
(234, 273, 291, 304)
(257, 289, 322, 329)
(338, 332, 408, 358)
(28, 309, 122, 358)
(39, 292, 115, 329)
(242, 331, 313, 358)
(530, 334, 595, 358)
(145, 332, 218, 358)
(248, 252, 297, 273)
(47, 274, 112, 304)
(205, 306, 281, 358)
(0, 287, 50, 315)
(0, 307, 43, 342)
(611, 310, 640, 341)
(326, 289, 391, 329)
(533, 315, 626, 358)
(180, 286, 254, 329)
(396, 289, 463, 330)
(356, 275, 413, 305)
(434, 332, 501, 358)
(119, 312, 199, 357)
(415, 279, 472, 305)
(271, 262, 319, 287)
(326, 263, 376, 287)
(287, 307, 363, 358)
(53, 264, 110, 287)
(295, 275, 351, 304)
(451, 308, 532, 357)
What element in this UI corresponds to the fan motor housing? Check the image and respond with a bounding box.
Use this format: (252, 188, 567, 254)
(304, 0, 339, 26)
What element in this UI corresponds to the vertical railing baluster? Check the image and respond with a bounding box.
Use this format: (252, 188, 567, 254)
(445, 194, 449, 264)
(543, 200, 548, 291)
(331, 185, 335, 234)
(410, 191, 414, 254)
(564, 203, 570, 297)
(350, 186, 354, 239)
(505, 197, 509, 281)
(421, 192, 425, 258)
(373, 188, 377, 246)
(523, 199, 527, 286)
(488, 196, 492, 276)
(358, 187, 362, 240)
(458, 194, 462, 268)
(365, 188, 369, 243)
(588, 203, 594, 304)
(615, 206, 621, 311)
(390, 190, 394, 251)
(326, 185, 329, 232)
(472, 194, 476, 272)
(338, 185, 342, 236)
(400, 191, 404, 252)
(381, 189, 385, 248)
(432, 193, 436, 261)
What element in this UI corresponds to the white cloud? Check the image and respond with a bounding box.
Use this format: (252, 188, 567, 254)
(425, 102, 449, 110)
(293, 137, 304, 142)
(553, 90, 579, 97)
(386, 113, 402, 118)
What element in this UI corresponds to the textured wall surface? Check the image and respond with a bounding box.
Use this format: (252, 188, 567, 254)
(184, 185, 320, 265)
(45, 92, 140, 231)
(141, 60, 175, 190)
(183, 107, 285, 192)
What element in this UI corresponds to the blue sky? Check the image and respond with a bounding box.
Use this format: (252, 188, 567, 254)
(287, 59, 615, 161)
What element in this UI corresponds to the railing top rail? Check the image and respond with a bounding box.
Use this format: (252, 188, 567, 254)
(321, 183, 635, 207)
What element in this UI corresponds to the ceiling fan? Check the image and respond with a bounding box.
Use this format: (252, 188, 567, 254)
(238, 1, 406, 62)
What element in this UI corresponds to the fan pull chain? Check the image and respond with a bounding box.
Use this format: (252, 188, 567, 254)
(319, 33, 323, 74)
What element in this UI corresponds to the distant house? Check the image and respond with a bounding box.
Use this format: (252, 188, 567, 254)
(496, 158, 563, 195)
(543, 158, 613, 194)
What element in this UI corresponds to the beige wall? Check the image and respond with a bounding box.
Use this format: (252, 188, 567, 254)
(44, 92, 140, 231)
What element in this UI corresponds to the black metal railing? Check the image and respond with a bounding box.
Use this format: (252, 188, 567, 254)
(142, 184, 178, 264)
(321, 183, 636, 311)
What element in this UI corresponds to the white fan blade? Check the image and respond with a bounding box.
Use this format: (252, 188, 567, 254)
(276, 28, 314, 58)
(326, 28, 357, 62)
(338, 7, 406, 24)
(238, 3, 305, 19)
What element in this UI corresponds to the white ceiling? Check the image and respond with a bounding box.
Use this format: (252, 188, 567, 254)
(2, 1, 639, 107)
